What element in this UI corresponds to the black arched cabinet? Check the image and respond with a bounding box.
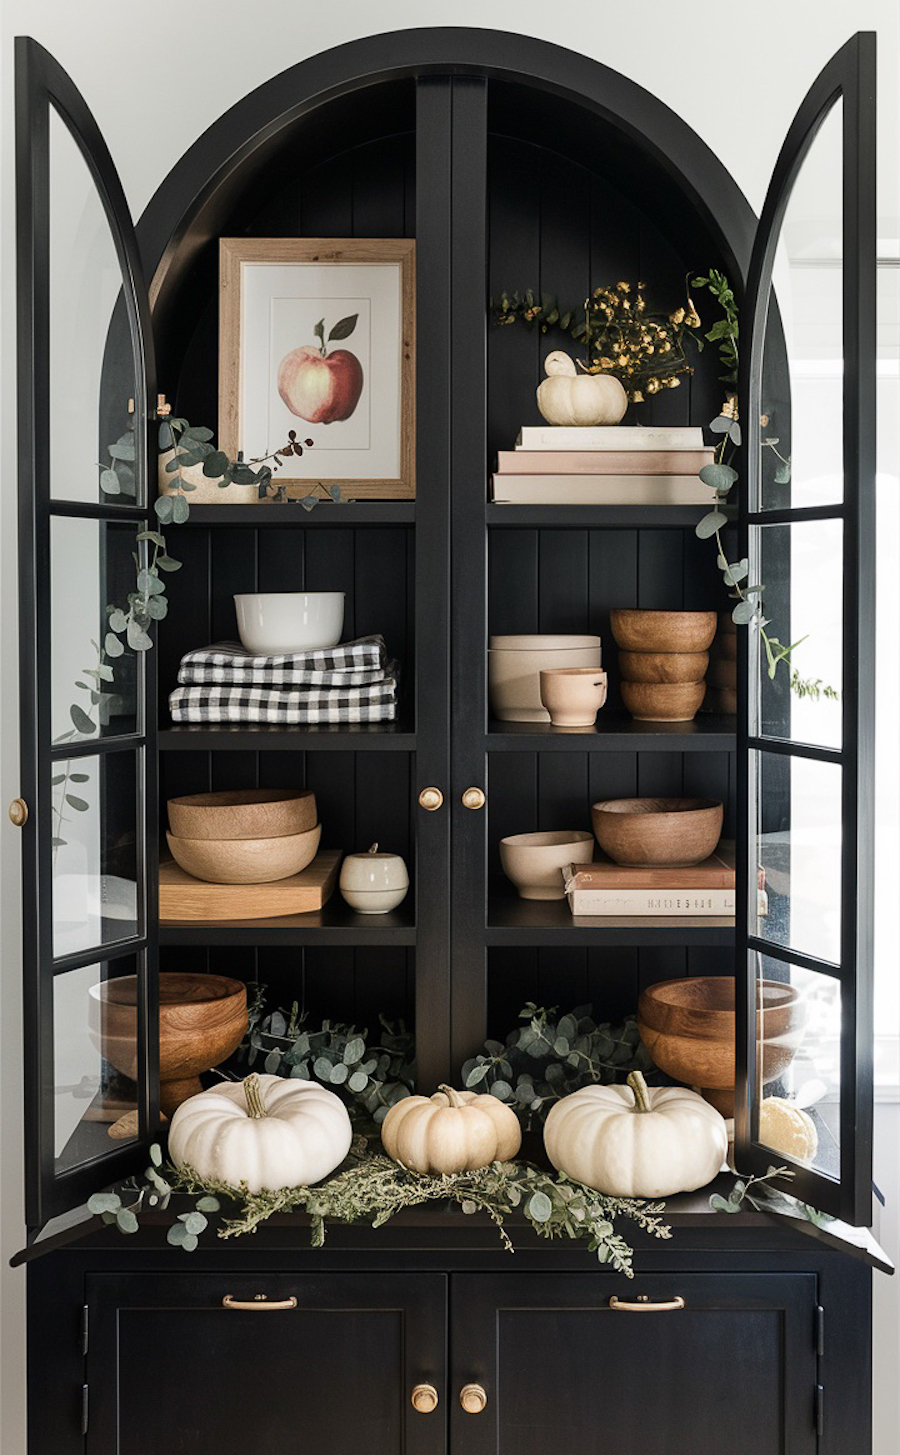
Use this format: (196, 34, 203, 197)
(15, 28, 879, 1455)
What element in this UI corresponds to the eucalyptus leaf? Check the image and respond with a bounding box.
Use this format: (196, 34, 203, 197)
(181, 1233, 199, 1253)
(150, 1143, 163, 1167)
(127, 620, 153, 651)
(329, 1062, 349, 1084)
(698, 462, 738, 492)
(154, 494, 175, 524)
(156, 554, 182, 572)
(732, 600, 757, 625)
(158, 420, 174, 450)
(203, 451, 230, 478)
(167, 1221, 188, 1246)
(709, 415, 732, 433)
(343, 1037, 366, 1065)
(172, 494, 190, 524)
(105, 631, 125, 657)
(87, 1191, 121, 1215)
(108, 440, 135, 461)
(116, 1208, 139, 1234)
(465, 1064, 489, 1088)
(348, 1071, 369, 1093)
(314, 1056, 334, 1080)
(180, 1212, 208, 1236)
(108, 609, 128, 633)
(100, 469, 121, 495)
(695, 510, 729, 540)
(65, 794, 89, 812)
(528, 1191, 553, 1223)
(182, 426, 215, 442)
(70, 704, 95, 736)
(196, 1196, 220, 1213)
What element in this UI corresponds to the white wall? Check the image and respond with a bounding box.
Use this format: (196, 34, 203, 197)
(1, 3, 898, 1452)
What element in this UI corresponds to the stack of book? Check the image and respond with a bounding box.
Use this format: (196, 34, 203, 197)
(563, 843, 768, 920)
(490, 424, 716, 505)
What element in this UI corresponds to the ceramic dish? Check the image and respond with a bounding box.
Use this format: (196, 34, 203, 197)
(339, 844, 410, 914)
(167, 788, 317, 841)
(499, 829, 594, 900)
(166, 823, 322, 884)
(233, 591, 345, 653)
(591, 798, 723, 868)
(488, 635, 603, 722)
(539, 668, 608, 726)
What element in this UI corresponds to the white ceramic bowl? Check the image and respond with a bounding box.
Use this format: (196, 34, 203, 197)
(499, 830, 594, 900)
(340, 846, 410, 914)
(233, 592, 345, 654)
(488, 635, 603, 723)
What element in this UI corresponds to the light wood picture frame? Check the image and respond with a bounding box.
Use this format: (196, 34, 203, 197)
(219, 238, 415, 500)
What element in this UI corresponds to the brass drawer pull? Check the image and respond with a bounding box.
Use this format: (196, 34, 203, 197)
(411, 1383, 439, 1413)
(609, 1295, 685, 1312)
(459, 1383, 488, 1414)
(221, 1294, 298, 1311)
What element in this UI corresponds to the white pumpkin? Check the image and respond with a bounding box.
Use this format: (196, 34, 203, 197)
(381, 1083, 522, 1174)
(168, 1072, 352, 1192)
(759, 1096, 818, 1165)
(536, 351, 628, 427)
(543, 1071, 727, 1198)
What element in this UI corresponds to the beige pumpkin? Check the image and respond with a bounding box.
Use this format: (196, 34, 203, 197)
(381, 1083, 522, 1173)
(759, 1097, 819, 1165)
(536, 351, 628, 427)
(543, 1071, 727, 1198)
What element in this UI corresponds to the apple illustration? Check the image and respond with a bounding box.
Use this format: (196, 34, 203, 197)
(278, 313, 364, 424)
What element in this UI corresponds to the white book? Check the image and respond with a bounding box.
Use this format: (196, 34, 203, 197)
(491, 474, 714, 506)
(567, 887, 736, 917)
(516, 425, 705, 451)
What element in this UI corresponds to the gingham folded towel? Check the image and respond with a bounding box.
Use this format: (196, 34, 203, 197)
(177, 635, 388, 688)
(169, 668, 398, 725)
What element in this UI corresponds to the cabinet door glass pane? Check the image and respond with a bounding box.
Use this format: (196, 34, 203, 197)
(753, 953, 841, 1181)
(52, 750, 141, 958)
(49, 106, 139, 505)
(753, 750, 841, 966)
(54, 955, 141, 1174)
(755, 519, 843, 749)
(757, 101, 843, 512)
(51, 516, 142, 741)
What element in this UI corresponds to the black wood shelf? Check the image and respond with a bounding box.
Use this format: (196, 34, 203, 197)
(159, 897, 416, 946)
(158, 721, 416, 751)
(174, 503, 416, 527)
(486, 878, 735, 946)
(486, 503, 718, 529)
(487, 714, 736, 751)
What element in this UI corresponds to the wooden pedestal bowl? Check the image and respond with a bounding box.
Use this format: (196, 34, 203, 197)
(89, 972, 248, 1117)
(636, 976, 808, 1116)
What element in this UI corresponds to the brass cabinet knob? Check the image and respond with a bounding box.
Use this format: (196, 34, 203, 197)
(411, 1383, 439, 1413)
(462, 787, 485, 811)
(8, 799, 28, 827)
(459, 1383, 488, 1414)
(418, 787, 444, 812)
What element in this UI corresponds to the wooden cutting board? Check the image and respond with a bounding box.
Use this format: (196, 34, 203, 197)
(159, 850, 341, 921)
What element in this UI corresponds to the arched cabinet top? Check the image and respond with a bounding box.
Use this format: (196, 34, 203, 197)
(137, 26, 758, 308)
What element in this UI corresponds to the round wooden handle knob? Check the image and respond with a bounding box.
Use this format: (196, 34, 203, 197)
(8, 798, 28, 827)
(418, 787, 444, 812)
(462, 787, 485, 811)
(459, 1383, 488, 1414)
(411, 1383, 439, 1413)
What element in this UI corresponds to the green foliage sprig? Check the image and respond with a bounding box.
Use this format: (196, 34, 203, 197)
(462, 1004, 660, 1125)
(710, 1164, 834, 1229)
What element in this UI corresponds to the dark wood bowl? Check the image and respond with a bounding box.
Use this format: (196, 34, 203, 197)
(591, 797, 723, 867)
(609, 609, 717, 652)
(620, 680, 706, 721)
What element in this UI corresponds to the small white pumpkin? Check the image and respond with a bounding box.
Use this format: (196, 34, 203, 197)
(543, 1071, 727, 1198)
(759, 1096, 818, 1165)
(381, 1083, 522, 1174)
(536, 351, 628, 427)
(168, 1072, 352, 1192)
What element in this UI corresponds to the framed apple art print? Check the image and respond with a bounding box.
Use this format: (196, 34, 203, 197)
(219, 238, 415, 499)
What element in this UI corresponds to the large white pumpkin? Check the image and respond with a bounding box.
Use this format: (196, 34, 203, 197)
(543, 1072, 727, 1198)
(536, 351, 628, 427)
(168, 1073, 352, 1192)
(382, 1083, 522, 1174)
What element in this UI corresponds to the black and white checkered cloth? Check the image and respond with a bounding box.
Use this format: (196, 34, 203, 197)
(177, 635, 388, 687)
(169, 667, 399, 724)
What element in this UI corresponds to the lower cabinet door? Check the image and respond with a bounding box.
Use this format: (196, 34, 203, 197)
(450, 1272, 818, 1455)
(85, 1272, 447, 1455)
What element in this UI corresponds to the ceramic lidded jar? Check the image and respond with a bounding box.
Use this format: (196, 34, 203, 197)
(339, 843, 409, 914)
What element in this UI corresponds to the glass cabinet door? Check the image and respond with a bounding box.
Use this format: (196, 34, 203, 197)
(16, 39, 159, 1230)
(735, 35, 876, 1224)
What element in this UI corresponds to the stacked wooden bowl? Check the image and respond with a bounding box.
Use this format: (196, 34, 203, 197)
(166, 789, 320, 884)
(610, 610, 717, 722)
(705, 611, 738, 714)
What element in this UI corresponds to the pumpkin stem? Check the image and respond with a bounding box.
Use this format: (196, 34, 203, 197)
(438, 1083, 463, 1108)
(627, 1071, 652, 1113)
(243, 1073, 268, 1119)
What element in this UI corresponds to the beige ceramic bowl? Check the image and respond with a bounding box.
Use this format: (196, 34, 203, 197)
(488, 635, 603, 723)
(620, 680, 706, 722)
(591, 798, 723, 868)
(499, 829, 594, 900)
(167, 788, 317, 841)
(610, 610, 717, 653)
(618, 650, 709, 685)
(166, 823, 321, 884)
(539, 668, 609, 726)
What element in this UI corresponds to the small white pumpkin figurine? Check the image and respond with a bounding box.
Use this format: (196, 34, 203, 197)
(168, 1072, 353, 1193)
(536, 350, 628, 428)
(381, 1084, 522, 1174)
(543, 1071, 727, 1198)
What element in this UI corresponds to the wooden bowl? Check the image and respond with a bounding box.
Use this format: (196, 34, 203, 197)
(499, 830, 594, 900)
(610, 609, 717, 653)
(618, 650, 709, 684)
(591, 798, 723, 867)
(637, 976, 808, 1115)
(89, 972, 248, 1116)
(620, 680, 706, 721)
(167, 788, 316, 841)
(166, 823, 321, 884)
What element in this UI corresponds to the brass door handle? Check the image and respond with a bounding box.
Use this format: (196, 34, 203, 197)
(609, 1295, 685, 1312)
(8, 798, 28, 827)
(418, 787, 444, 811)
(221, 1294, 298, 1311)
(411, 1383, 439, 1413)
(459, 1383, 488, 1414)
(462, 787, 485, 811)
